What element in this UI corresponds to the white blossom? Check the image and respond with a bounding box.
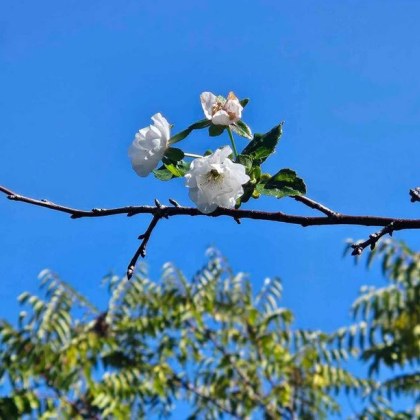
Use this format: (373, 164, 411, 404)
(128, 113, 170, 177)
(200, 91, 243, 126)
(185, 146, 250, 213)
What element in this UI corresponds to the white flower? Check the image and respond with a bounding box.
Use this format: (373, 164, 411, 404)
(200, 91, 243, 126)
(128, 113, 171, 177)
(185, 146, 250, 213)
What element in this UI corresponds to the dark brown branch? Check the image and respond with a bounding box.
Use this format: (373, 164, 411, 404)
(351, 223, 395, 256)
(409, 187, 420, 203)
(1, 184, 420, 270)
(1, 185, 420, 229)
(126, 214, 161, 280)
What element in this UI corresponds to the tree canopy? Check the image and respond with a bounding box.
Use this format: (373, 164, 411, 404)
(0, 239, 418, 419)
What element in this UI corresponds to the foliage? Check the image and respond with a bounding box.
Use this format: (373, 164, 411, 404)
(343, 238, 419, 418)
(0, 239, 418, 419)
(0, 250, 363, 419)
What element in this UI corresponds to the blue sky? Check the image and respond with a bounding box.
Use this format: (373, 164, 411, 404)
(0, 0, 419, 415)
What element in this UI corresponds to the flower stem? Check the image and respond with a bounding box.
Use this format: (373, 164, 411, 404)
(184, 152, 203, 159)
(227, 127, 238, 159)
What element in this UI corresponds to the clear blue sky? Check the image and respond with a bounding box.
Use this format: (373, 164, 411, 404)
(0, 0, 419, 415)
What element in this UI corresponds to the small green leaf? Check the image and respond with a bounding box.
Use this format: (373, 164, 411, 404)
(236, 154, 253, 172)
(208, 125, 225, 137)
(164, 147, 184, 162)
(159, 148, 190, 178)
(240, 98, 250, 108)
(236, 180, 257, 206)
(241, 123, 283, 164)
(257, 168, 306, 198)
(231, 120, 253, 140)
(153, 166, 174, 181)
(250, 165, 262, 181)
(163, 159, 190, 177)
(169, 119, 211, 145)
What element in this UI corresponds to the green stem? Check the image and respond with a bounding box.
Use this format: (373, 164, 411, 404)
(184, 152, 203, 159)
(227, 126, 238, 159)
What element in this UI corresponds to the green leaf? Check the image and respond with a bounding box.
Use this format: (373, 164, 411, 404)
(208, 125, 225, 137)
(164, 147, 184, 162)
(236, 180, 257, 206)
(163, 159, 190, 178)
(156, 148, 189, 179)
(153, 165, 174, 181)
(231, 120, 253, 140)
(257, 168, 306, 198)
(169, 119, 211, 145)
(240, 98, 250, 108)
(241, 123, 283, 164)
(235, 154, 253, 172)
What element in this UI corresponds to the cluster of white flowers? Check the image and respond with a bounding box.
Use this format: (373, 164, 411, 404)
(128, 92, 250, 213)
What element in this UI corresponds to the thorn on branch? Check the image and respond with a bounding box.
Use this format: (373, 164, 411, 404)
(409, 187, 420, 203)
(234, 217, 241, 224)
(154, 198, 162, 208)
(351, 222, 396, 256)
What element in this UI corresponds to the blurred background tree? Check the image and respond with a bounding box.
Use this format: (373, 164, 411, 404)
(0, 240, 418, 419)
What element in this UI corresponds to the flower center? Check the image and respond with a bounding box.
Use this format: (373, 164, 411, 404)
(227, 110, 237, 121)
(208, 168, 222, 180)
(211, 99, 225, 116)
(203, 165, 226, 187)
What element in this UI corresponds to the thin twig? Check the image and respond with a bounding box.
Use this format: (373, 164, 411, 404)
(409, 187, 420, 203)
(351, 223, 395, 256)
(126, 214, 161, 279)
(293, 195, 339, 218)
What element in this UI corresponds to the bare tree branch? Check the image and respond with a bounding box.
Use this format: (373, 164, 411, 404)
(1, 184, 419, 267)
(350, 223, 395, 256)
(1, 185, 419, 228)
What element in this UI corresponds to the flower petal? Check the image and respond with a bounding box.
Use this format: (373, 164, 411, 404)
(211, 110, 231, 126)
(128, 113, 170, 177)
(151, 113, 171, 142)
(200, 92, 217, 120)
